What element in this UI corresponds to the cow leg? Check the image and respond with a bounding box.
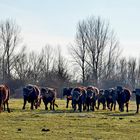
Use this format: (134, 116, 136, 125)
(107, 101, 110, 109)
(3, 103, 6, 111)
(22, 99, 27, 110)
(83, 103, 86, 111)
(73, 103, 76, 111)
(110, 103, 113, 111)
(78, 103, 82, 112)
(120, 103, 124, 112)
(136, 95, 139, 113)
(91, 102, 95, 111)
(97, 101, 100, 110)
(45, 103, 48, 110)
(87, 103, 90, 111)
(126, 103, 129, 112)
(113, 102, 116, 111)
(136, 103, 139, 113)
(30, 101, 34, 110)
(66, 98, 69, 108)
(103, 103, 106, 110)
(52, 100, 55, 110)
(6, 101, 10, 113)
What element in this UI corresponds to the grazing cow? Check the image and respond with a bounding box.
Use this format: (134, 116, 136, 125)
(116, 86, 131, 112)
(0, 84, 10, 113)
(40, 87, 58, 110)
(86, 86, 99, 111)
(63, 87, 73, 108)
(22, 84, 41, 110)
(133, 88, 140, 113)
(71, 87, 86, 112)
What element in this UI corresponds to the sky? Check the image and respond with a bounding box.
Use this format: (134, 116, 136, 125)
(0, 0, 140, 58)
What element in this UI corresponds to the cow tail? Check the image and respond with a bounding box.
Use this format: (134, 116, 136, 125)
(54, 103, 58, 108)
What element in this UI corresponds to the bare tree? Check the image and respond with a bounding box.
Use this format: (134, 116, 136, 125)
(13, 46, 29, 81)
(41, 44, 54, 77)
(0, 19, 21, 82)
(85, 16, 109, 85)
(27, 51, 44, 83)
(103, 32, 120, 80)
(55, 47, 70, 81)
(127, 57, 137, 89)
(70, 21, 88, 85)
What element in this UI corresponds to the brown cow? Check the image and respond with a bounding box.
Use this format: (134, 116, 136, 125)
(40, 87, 58, 110)
(0, 84, 10, 113)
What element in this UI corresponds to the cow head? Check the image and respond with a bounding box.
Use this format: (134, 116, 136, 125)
(87, 89, 94, 99)
(72, 91, 81, 102)
(63, 88, 73, 97)
(34, 97, 41, 109)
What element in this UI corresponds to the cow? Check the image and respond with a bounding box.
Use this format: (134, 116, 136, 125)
(97, 88, 118, 111)
(0, 84, 10, 113)
(40, 87, 58, 110)
(106, 88, 117, 111)
(71, 87, 86, 112)
(22, 84, 41, 110)
(63, 87, 73, 108)
(97, 89, 106, 110)
(133, 88, 140, 113)
(86, 86, 99, 111)
(116, 86, 131, 112)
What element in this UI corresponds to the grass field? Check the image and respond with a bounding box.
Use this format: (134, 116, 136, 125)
(0, 99, 140, 140)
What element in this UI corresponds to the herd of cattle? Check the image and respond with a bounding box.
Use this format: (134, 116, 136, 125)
(1, 84, 140, 114)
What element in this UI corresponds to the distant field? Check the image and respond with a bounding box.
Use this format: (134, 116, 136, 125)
(0, 99, 140, 140)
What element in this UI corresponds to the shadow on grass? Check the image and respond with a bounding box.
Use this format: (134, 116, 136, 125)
(108, 113, 136, 117)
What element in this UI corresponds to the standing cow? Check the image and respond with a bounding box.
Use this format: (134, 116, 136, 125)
(105, 88, 117, 111)
(86, 86, 99, 111)
(63, 87, 73, 108)
(71, 87, 86, 112)
(22, 84, 41, 110)
(0, 84, 10, 113)
(133, 88, 140, 113)
(40, 87, 58, 110)
(116, 86, 131, 112)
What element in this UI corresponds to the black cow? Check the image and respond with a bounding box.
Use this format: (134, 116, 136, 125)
(106, 88, 117, 111)
(22, 84, 41, 110)
(116, 86, 131, 112)
(40, 87, 58, 110)
(97, 89, 106, 110)
(86, 86, 99, 111)
(71, 87, 86, 112)
(97, 88, 117, 111)
(133, 88, 140, 113)
(63, 87, 73, 108)
(0, 84, 10, 113)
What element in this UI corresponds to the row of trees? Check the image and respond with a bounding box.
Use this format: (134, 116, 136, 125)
(71, 16, 140, 90)
(0, 17, 140, 97)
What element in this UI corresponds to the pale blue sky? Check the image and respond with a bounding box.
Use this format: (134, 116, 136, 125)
(0, 0, 140, 57)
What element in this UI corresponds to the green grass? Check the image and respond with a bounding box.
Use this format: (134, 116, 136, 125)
(0, 99, 140, 140)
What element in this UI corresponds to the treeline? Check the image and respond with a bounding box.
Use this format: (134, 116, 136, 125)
(0, 17, 140, 97)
